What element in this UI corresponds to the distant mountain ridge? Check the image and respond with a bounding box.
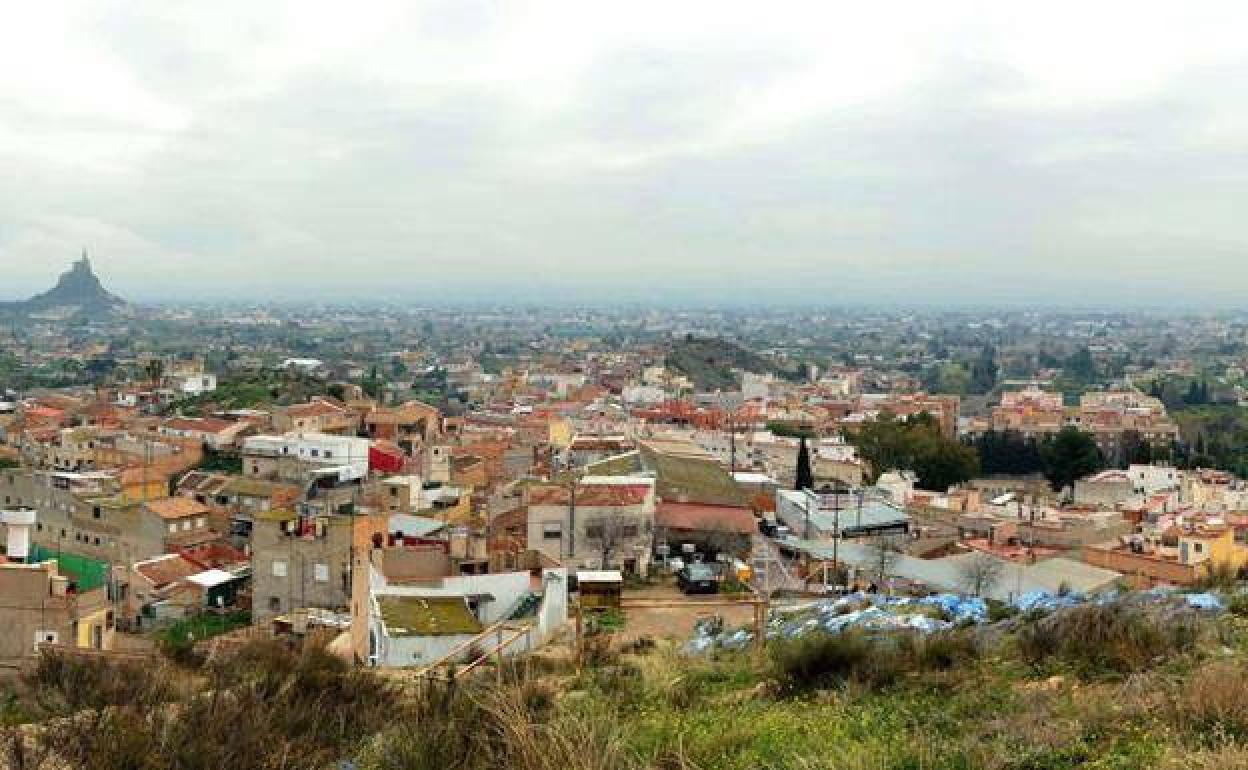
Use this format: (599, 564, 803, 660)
(1, 253, 126, 318)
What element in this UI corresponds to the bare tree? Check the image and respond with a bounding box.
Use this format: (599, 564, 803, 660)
(584, 512, 641, 570)
(698, 519, 751, 561)
(957, 551, 1005, 597)
(869, 535, 904, 591)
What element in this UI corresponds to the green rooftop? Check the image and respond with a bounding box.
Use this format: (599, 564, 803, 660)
(640, 445, 746, 506)
(378, 596, 482, 637)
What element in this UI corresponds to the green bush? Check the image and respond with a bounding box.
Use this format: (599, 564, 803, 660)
(1228, 593, 1248, 618)
(986, 599, 1019, 622)
(26, 637, 400, 770)
(1015, 604, 1198, 675)
(904, 630, 981, 672)
(769, 631, 903, 694)
(23, 649, 175, 716)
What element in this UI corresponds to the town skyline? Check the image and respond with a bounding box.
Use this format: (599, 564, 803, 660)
(5, 251, 1248, 310)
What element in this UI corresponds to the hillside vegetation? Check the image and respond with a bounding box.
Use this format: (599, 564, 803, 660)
(5, 593, 1248, 769)
(665, 336, 792, 391)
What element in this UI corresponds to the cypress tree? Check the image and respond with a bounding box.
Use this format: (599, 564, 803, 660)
(795, 436, 814, 491)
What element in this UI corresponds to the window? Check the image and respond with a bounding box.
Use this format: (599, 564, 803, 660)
(268, 597, 281, 612)
(324, 450, 333, 459)
(542, 522, 562, 540)
(390, 487, 398, 497)
(168, 522, 177, 534)
(310, 449, 319, 458)
(195, 517, 206, 529)
(1194, 543, 1204, 554)
(272, 560, 287, 577)
(314, 563, 330, 583)
(181, 520, 192, 532)
(92, 506, 101, 519)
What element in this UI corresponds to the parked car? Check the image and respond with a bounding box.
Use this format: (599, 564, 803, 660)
(677, 563, 720, 595)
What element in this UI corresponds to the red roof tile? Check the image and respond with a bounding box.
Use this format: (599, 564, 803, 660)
(656, 502, 756, 535)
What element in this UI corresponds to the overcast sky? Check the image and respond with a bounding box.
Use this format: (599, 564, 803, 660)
(3, 2, 1248, 306)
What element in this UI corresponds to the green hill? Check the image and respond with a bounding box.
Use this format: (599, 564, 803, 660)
(665, 336, 780, 391)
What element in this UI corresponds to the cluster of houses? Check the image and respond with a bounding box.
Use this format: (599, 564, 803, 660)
(0, 352, 1244, 668)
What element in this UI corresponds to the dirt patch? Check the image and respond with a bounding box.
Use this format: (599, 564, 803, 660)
(615, 581, 757, 642)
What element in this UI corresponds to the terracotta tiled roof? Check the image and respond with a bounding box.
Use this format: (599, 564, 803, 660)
(163, 417, 233, 434)
(133, 554, 201, 588)
(286, 401, 347, 418)
(119, 467, 171, 486)
(656, 502, 756, 535)
(146, 497, 211, 520)
(528, 484, 649, 507)
(489, 507, 528, 534)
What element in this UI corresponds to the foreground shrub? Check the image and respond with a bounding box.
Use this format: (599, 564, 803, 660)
(358, 681, 636, 770)
(1227, 593, 1248, 618)
(769, 631, 903, 694)
(1015, 604, 1199, 675)
(1168, 661, 1248, 739)
(23, 649, 175, 717)
(9, 638, 399, 770)
(903, 630, 981, 672)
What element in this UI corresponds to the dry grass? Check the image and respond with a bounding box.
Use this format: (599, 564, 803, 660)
(1, 639, 401, 770)
(1167, 660, 1248, 738)
(359, 681, 640, 770)
(1015, 603, 1199, 675)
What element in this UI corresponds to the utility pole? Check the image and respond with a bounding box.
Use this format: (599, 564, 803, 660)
(832, 492, 840, 587)
(565, 451, 578, 561)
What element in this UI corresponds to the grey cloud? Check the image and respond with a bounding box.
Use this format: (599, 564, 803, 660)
(3, 14, 1248, 307)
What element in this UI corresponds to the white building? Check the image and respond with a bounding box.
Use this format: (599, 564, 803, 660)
(622, 385, 667, 405)
(173, 373, 218, 396)
(242, 433, 371, 479)
(1127, 464, 1180, 496)
(364, 565, 568, 668)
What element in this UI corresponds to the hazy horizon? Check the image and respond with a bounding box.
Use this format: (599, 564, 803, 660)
(4, 2, 1248, 306)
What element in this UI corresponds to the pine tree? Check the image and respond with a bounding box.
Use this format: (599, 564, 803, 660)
(795, 436, 814, 491)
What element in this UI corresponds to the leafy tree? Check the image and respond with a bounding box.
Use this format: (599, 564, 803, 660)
(1120, 430, 1154, 466)
(1040, 427, 1105, 492)
(973, 430, 1044, 476)
(795, 437, 814, 491)
(969, 345, 998, 395)
(1183, 379, 1211, 406)
(853, 413, 980, 492)
(362, 365, 384, 400)
(1064, 347, 1097, 384)
(925, 363, 971, 395)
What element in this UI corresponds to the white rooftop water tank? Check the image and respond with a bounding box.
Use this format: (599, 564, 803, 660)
(1, 507, 37, 563)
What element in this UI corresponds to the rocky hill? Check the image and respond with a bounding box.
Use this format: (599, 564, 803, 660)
(1, 253, 126, 318)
